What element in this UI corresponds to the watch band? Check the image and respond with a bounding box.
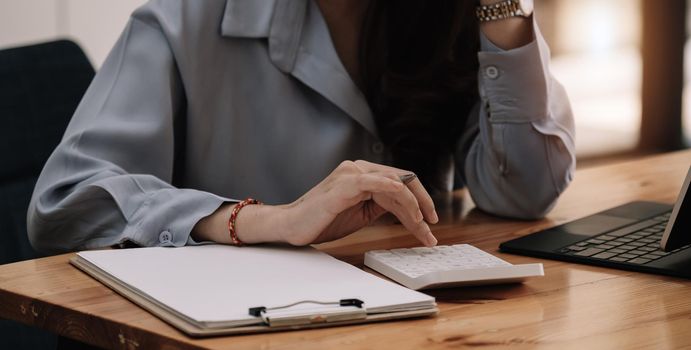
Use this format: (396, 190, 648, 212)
(476, 0, 526, 22)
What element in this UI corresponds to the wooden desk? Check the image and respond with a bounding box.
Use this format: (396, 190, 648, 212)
(1, 150, 690, 349)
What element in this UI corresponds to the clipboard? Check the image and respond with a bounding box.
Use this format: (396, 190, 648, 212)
(70, 245, 438, 337)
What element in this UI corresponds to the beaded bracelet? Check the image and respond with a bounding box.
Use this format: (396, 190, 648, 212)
(228, 198, 263, 246)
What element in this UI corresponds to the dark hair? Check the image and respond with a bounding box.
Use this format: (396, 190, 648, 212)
(360, 0, 480, 194)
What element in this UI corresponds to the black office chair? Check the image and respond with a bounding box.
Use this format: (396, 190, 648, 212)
(0, 39, 95, 350)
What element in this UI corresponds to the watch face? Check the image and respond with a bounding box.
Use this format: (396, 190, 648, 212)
(519, 0, 534, 16)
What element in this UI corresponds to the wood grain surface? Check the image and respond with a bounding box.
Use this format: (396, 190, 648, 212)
(1, 150, 690, 349)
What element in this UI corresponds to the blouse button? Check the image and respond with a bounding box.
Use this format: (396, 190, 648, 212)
(371, 142, 385, 154)
(485, 65, 500, 80)
(159, 230, 172, 244)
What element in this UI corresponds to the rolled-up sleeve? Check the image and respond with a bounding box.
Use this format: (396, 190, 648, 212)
(27, 14, 232, 253)
(457, 18, 576, 219)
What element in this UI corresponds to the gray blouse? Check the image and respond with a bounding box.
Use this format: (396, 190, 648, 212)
(27, 0, 575, 253)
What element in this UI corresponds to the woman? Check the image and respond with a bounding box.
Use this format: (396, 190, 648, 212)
(27, 0, 574, 252)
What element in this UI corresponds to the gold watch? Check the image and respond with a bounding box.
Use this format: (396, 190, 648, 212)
(475, 0, 534, 22)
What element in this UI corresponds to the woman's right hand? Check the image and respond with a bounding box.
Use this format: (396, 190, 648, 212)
(192, 160, 439, 247)
(276, 160, 439, 246)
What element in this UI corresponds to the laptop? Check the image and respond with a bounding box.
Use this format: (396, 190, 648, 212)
(500, 166, 691, 278)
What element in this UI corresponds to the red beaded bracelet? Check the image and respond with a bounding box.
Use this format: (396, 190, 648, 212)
(228, 198, 263, 246)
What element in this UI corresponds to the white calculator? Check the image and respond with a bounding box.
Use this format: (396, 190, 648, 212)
(364, 244, 544, 290)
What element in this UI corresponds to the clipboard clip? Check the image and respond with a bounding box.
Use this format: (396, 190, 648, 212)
(249, 299, 366, 327)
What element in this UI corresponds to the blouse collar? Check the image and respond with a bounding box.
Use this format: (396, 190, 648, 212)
(220, 0, 377, 136)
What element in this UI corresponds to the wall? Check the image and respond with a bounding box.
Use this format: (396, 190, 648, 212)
(0, 0, 147, 68)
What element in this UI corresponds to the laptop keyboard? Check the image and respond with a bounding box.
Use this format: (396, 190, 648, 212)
(558, 212, 691, 265)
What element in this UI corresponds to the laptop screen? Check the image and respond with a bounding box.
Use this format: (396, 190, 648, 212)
(661, 166, 691, 251)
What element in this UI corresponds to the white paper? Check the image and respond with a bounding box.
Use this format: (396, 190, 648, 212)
(77, 245, 435, 327)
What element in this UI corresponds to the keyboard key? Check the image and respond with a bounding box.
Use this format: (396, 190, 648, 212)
(618, 253, 638, 259)
(607, 241, 625, 247)
(615, 238, 634, 243)
(628, 250, 647, 256)
(598, 235, 616, 241)
(641, 254, 662, 260)
(610, 257, 630, 262)
(639, 238, 656, 243)
(594, 244, 615, 250)
(586, 239, 605, 244)
(573, 248, 604, 257)
(628, 258, 652, 265)
(566, 245, 587, 252)
(592, 252, 618, 260)
(629, 242, 645, 247)
(608, 248, 627, 254)
(649, 251, 670, 256)
(638, 247, 657, 252)
(618, 245, 636, 250)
